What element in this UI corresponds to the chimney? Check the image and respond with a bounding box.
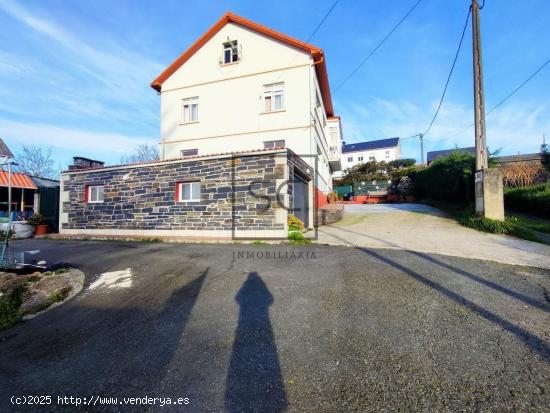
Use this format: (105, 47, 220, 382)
(68, 156, 105, 171)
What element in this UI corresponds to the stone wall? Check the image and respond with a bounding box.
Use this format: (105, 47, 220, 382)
(61, 150, 294, 235)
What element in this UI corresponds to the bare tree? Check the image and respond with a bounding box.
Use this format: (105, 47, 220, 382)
(121, 143, 160, 164)
(16, 145, 57, 179)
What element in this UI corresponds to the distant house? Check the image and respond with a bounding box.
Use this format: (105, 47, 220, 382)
(494, 153, 542, 164)
(336, 138, 400, 177)
(0, 138, 60, 228)
(426, 147, 475, 165)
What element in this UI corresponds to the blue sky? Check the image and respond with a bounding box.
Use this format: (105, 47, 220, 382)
(0, 0, 548, 169)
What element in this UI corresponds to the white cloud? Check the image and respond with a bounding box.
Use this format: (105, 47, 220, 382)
(337, 97, 549, 160)
(0, 118, 157, 157)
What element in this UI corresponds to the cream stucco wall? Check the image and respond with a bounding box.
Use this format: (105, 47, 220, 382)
(157, 22, 340, 193)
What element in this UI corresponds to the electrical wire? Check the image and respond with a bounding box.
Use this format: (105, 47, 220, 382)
(422, 6, 472, 137)
(334, 0, 425, 92)
(447, 55, 550, 139)
(306, 0, 341, 43)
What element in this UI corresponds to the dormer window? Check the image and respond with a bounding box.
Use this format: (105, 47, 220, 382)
(222, 40, 239, 64)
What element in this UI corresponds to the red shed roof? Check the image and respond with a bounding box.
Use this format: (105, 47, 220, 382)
(151, 11, 334, 117)
(0, 170, 37, 189)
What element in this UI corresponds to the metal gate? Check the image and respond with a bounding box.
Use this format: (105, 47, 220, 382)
(292, 176, 309, 227)
(39, 186, 60, 232)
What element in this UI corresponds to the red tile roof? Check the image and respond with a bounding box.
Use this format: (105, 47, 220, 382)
(151, 11, 334, 117)
(0, 170, 37, 189)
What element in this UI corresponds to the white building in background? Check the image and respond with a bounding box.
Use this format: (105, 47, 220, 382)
(336, 137, 401, 177)
(151, 12, 342, 205)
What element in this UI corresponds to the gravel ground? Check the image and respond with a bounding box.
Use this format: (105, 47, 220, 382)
(0, 240, 549, 412)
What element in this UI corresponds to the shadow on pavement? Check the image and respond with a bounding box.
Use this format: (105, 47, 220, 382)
(322, 226, 550, 361)
(225, 272, 287, 413)
(326, 224, 550, 311)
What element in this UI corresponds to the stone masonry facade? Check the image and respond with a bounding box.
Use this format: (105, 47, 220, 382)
(60, 149, 311, 237)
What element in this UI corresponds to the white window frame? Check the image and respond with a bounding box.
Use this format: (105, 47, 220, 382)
(347, 156, 353, 162)
(263, 83, 284, 113)
(263, 140, 285, 149)
(222, 40, 239, 64)
(178, 182, 201, 203)
(329, 127, 337, 144)
(385, 150, 390, 159)
(181, 97, 199, 124)
(87, 185, 104, 203)
(358, 156, 363, 162)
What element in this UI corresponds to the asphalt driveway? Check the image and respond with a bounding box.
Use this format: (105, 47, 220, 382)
(1, 240, 549, 412)
(318, 203, 550, 269)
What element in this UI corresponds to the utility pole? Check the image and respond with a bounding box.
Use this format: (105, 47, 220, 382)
(419, 133, 424, 164)
(472, 0, 504, 220)
(472, 0, 488, 170)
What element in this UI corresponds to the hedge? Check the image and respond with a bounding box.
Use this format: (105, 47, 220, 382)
(414, 151, 475, 203)
(504, 184, 550, 218)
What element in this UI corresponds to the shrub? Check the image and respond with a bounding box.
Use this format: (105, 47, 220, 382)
(27, 213, 48, 225)
(288, 214, 304, 232)
(327, 191, 339, 203)
(415, 151, 475, 203)
(396, 176, 414, 196)
(500, 161, 546, 187)
(0, 286, 22, 331)
(504, 184, 550, 218)
(458, 216, 539, 242)
(287, 230, 311, 244)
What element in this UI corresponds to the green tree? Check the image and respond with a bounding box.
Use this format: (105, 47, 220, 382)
(541, 142, 550, 173)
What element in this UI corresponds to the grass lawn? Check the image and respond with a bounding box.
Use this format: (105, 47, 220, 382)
(420, 199, 550, 245)
(508, 212, 550, 234)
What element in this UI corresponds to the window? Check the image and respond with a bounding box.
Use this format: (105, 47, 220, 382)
(180, 149, 198, 157)
(369, 156, 375, 161)
(263, 83, 284, 112)
(347, 156, 353, 162)
(329, 127, 337, 144)
(178, 182, 201, 202)
(87, 185, 104, 203)
(223, 40, 239, 64)
(385, 150, 390, 159)
(181, 97, 199, 124)
(264, 140, 285, 149)
(358, 156, 363, 162)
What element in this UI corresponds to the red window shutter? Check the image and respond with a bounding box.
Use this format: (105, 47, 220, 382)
(175, 182, 180, 202)
(84, 185, 88, 203)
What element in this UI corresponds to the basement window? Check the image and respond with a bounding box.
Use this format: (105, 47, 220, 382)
(177, 182, 201, 202)
(87, 185, 104, 203)
(180, 149, 198, 157)
(264, 140, 285, 149)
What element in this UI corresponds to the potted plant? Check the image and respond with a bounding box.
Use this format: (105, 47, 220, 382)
(27, 213, 49, 235)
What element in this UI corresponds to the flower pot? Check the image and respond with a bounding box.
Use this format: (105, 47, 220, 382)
(34, 224, 48, 236)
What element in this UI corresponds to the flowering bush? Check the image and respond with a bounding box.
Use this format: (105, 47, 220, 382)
(288, 214, 304, 232)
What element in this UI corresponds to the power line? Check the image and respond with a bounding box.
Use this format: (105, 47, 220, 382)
(334, 0, 424, 92)
(447, 55, 550, 139)
(422, 6, 472, 137)
(306, 0, 341, 43)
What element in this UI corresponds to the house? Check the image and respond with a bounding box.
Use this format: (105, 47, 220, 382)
(335, 138, 400, 177)
(426, 147, 475, 165)
(59, 12, 343, 239)
(0, 138, 60, 226)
